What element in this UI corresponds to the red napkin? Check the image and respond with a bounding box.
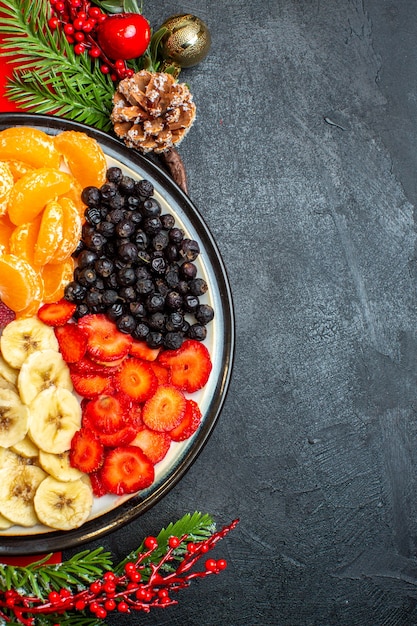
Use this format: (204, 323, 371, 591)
(0, 27, 63, 567)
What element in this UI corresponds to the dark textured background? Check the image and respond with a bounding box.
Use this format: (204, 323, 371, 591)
(64, 1, 417, 624)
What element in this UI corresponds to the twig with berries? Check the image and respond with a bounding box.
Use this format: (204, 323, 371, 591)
(0, 513, 238, 625)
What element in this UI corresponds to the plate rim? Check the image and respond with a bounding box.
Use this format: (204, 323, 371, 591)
(0, 112, 235, 555)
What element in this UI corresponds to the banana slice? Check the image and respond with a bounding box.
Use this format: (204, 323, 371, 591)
(0, 376, 16, 391)
(0, 388, 29, 448)
(0, 465, 47, 527)
(28, 387, 81, 454)
(11, 435, 39, 459)
(0, 354, 18, 385)
(0, 513, 13, 530)
(1, 317, 58, 369)
(34, 476, 93, 530)
(18, 349, 73, 405)
(0, 446, 35, 469)
(38, 450, 83, 482)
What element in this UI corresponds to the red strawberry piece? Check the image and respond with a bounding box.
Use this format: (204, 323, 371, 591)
(70, 356, 121, 376)
(149, 360, 170, 385)
(69, 428, 104, 474)
(158, 339, 212, 393)
(78, 314, 132, 362)
(129, 339, 161, 361)
(37, 299, 76, 327)
(131, 426, 171, 464)
(89, 470, 107, 498)
(0, 299, 15, 329)
(169, 399, 202, 442)
(115, 357, 157, 403)
(54, 323, 88, 363)
(71, 371, 111, 399)
(99, 445, 155, 495)
(95, 422, 140, 448)
(83, 393, 128, 434)
(142, 384, 186, 432)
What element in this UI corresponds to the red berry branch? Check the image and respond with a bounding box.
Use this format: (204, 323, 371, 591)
(48, 0, 151, 80)
(0, 518, 238, 625)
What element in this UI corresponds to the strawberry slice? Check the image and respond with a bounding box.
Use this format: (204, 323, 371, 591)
(115, 357, 158, 403)
(99, 445, 155, 495)
(149, 360, 170, 385)
(96, 422, 140, 447)
(83, 400, 141, 447)
(37, 299, 76, 327)
(83, 393, 128, 434)
(71, 371, 111, 398)
(0, 300, 15, 329)
(69, 428, 104, 474)
(129, 339, 161, 361)
(142, 384, 186, 432)
(89, 470, 107, 498)
(169, 399, 202, 441)
(158, 339, 212, 393)
(131, 426, 171, 464)
(70, 356, 122, 376)
(78, 314, 133, 362)
(55, 323, 88, 363)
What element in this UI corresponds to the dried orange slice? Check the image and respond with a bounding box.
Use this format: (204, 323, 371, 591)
(34, 200, 64, 266)
(0, 254, 43, 312)
(7, 167, 73, 226)
(54, 130, 107, 189)
(42, 258, 75, 303)
(0, 127, 61, 169)
(9, 216, 42, 268)
(49, 197, 82, 264)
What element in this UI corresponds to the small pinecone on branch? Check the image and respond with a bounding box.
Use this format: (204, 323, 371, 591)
(111, 70, 196, 154)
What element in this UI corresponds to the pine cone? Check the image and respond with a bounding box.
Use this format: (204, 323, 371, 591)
(111, 70, 196, 154)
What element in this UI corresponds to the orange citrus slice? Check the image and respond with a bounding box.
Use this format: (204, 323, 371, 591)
(0, 162, 14, 217)
(42, 258, 75, 303)
(34, 200, 64, 266)
(7, 167, 73, 226)
(49, 197, 82, 264)
(9, 216, 42, 268)
(0, 127, 61, 169)
(6, 160, 34, 181)
(0, 214, 14, 255)
(54, 130, 107, 189)
(0, 254, 43, 312)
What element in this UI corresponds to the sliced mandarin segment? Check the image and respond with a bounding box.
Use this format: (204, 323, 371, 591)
(59, 181, 86, 219)
(6, 160, 34, 181)
(0, 254, 43, 312)
(0, 215, 14, 255)
(34, 200, 64, 266)
(15, 295, 43, 320)
(49, 197, 82, 264)
(0, 127, 61, 169)
(54, 130, 107, 189)
(42, 258, 75, 303)
(7, 167, 73, 225)
(0, 162, 14, 217)
(9, 216, 42, 268)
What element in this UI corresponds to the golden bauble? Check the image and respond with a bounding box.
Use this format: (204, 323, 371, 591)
(159, 14, 211, 68)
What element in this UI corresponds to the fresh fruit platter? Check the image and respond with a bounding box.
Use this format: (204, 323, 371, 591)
(0, 113, 234, 554)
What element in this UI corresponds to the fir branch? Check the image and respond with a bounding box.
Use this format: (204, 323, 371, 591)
(0, 0, 116, 129)
(93, 0, 143, 13)
(116, 512, 215, 575)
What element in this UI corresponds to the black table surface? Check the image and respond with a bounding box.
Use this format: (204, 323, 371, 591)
(62, 2, 417, 624)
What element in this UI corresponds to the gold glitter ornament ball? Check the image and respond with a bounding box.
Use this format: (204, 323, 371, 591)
(159, 14, 211, 68)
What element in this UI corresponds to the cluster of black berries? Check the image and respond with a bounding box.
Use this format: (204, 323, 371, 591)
(64, 167, 214, 350)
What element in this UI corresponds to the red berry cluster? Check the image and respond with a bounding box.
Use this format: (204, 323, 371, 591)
(0, 520, 238, 625)
(48, 0, 134, 80)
